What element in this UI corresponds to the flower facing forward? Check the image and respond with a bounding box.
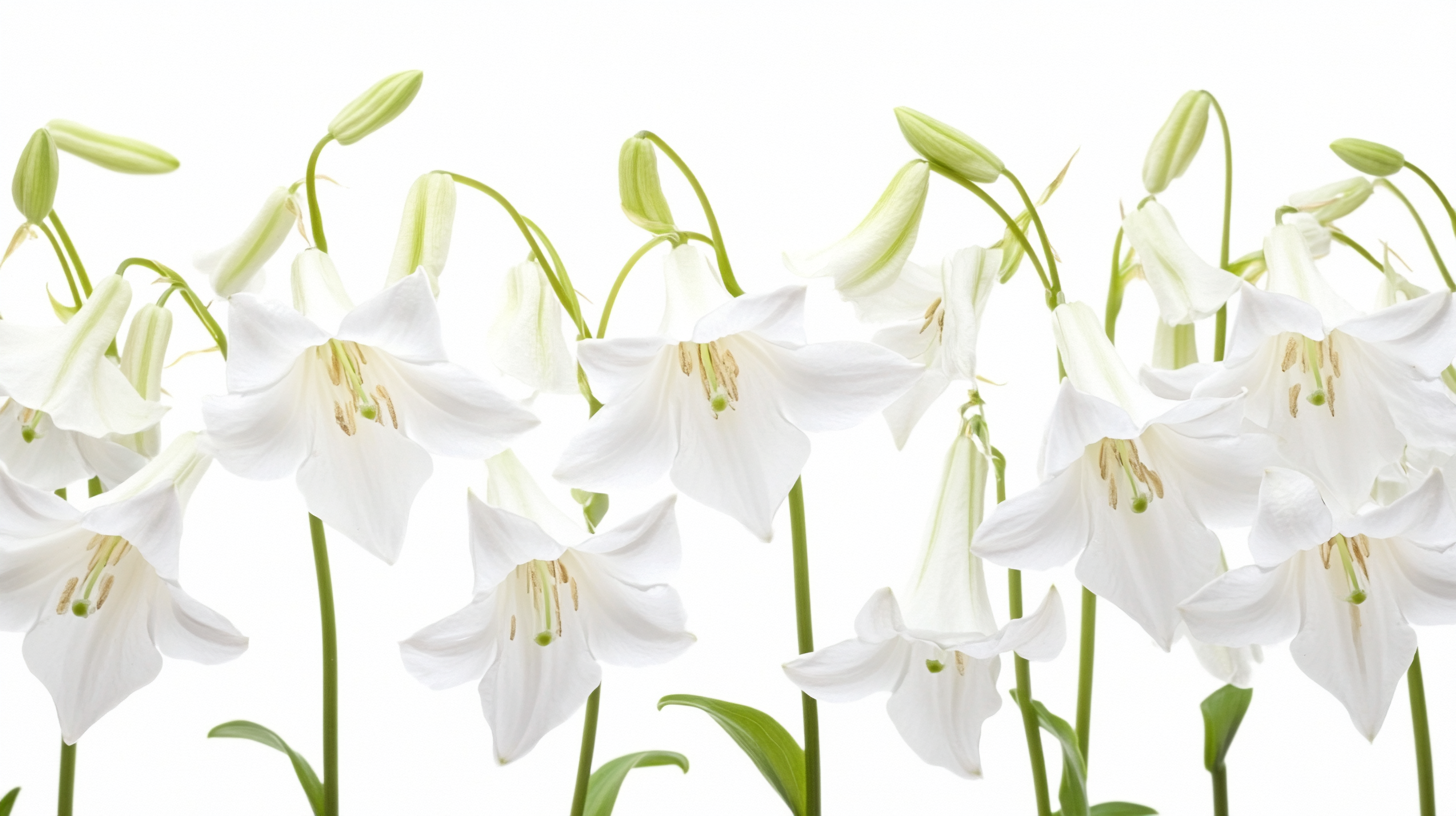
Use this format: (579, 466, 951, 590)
(203, 251, 538, 562)
(401, 451, 692, 763)
(0, 432, 246, 742)
(974, 301, 1268, 648)
(1182, 467, 1456, 739)
(555, 245, 920, 540)
(786, 429, 1064, 778)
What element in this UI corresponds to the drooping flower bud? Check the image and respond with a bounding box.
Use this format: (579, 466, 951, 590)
(328, 70, 424, 146)
(1289, 177, 1373, 224)
(1122, 201, 1240, 325)
(291, 249, 355, 333)
(1142, 91, 1211, 194)
(195, 187, 295, 297)
(46, 120, 179, 175)
(1329, 138, 1404, 177)
(484, 259, 576, 394)
(116, 304, 173, 457)
(1151, 319, 1198, 371)
(619, 136, 676, 234)
(893, 107, 1003, 183)
(386, 172, 456, 294)
(12, 129, 59, 224)
(1263, 224, 1359, 328)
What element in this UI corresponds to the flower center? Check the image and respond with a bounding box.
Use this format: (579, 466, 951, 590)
(12, 403, 45, 443)
(919, 297, 945, 341)
(677, 341, 740, 417)
(924, 649, 967, 675)
(509, 558, 577, 647)
(1319, 533, 1369, 605)
(317, 340, 397, 436)
(1097, 438, 1163, 513)
(1278, 332, 1341, 418)
(55, 534, 133, 618)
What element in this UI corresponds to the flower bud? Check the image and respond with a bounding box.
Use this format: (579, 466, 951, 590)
(46, 119, 179, 175)
(12, 129, 59, 224)
(196, 186, 295, 297)
(618, 136, 676, 234)
(386, 172, 456, 294)
(291, 249, 355, 333)
(1289, 177, 1373, 224)
(116, 304, 173, 457)
(894, 107, 1003, 183)
(1142, 91, 1210, 194)
(485, 259, 576, 394)
(1122, 201, 1240, 324)
(1330, 138, 1404, 177)
(328, 70, 424, 146)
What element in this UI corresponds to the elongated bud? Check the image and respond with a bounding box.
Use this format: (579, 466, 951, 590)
(197, 187, 294, 297)
(894, 107, 1003, 183)
(1142, 91, 1211, 194)
(291, 249, 355, 332)
(386, 172, 456, 294)
(1289, 177, 1372, 224)
(619, 136, 676, 234)
(900, 430, 993, 632)
(1330, 138, 1404, 177)
(1122, 201, 1240, 324)
(12, 129, 59, 224)
(117, 304, 173, 457)
(328, 70, 424, 146)
(46, 120, 179, 175)
(485, 259, 576, 393)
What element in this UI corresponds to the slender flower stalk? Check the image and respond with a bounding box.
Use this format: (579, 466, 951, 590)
(1375, 178, 1454, 292)
(1402, 161, 1456, 240)
(305, 135, 333, 253)
(1409, 650, 1435, 816)
(47, 212, 92, 296)
(55, 476, 102, 816)
(635, 131, 743, 296)
(788, 479, 819, 816)
(310, 514, 339, 816)
(1205, 92, 1234, 363)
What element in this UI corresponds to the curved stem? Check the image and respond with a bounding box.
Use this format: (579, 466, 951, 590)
(57, 740, 76, 816)
(37, 222, 82, 309)
(522, 216, 587, 339)
(1002, 169, 1061, 295)
(1105, 227, 1125, 342)
(47, 212, 91, 296)
(1076, 588, 1097, 766)
(309, 514, 339, 816)
(1204, 92, 1234, 363)
(680, 230, 714, 247)
(1376, 178, 1455, 292)
(115, 259, 229, 359)
(305, 134, 334, 253)
(636, 132, 744, 297)
(1409, 650, 1435, 816)
(598, 235, 672, 338)
(568, 685, 602, 816)
(1329, 232, 1386, 272)
(932, 165, 1053, 299)
(1405, 161, 1456, 239)
(788, 479, 820, 816)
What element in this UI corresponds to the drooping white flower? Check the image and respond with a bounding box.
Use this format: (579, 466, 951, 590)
(400, 450, 692, 764)
(0, 432, 247, 743)
(203, 250, 538, 563)
(483, 258, 577, 394)
(194, 186, 297, 297)
(1182, 467, 1456, 739)
(974, 301, 1268, 648)
(0, 402, 145, 492)
(385, 172, 456, 295)
(554, 251, 920, 540)
(1122, 201, 1241, 326)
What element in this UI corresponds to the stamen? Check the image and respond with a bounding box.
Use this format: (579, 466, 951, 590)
(678, 344, 694, 376)
(570, 577, 579, 611)
(97, 575, 114, 609)
(1303, 338, 1327, 406)
(510, 615, 516, 641)
(1108, 476, 1118, 509)
(334, 402, 355, 436)
(1330, 534, 1368, 604)
(329, 351, 343, 386)
(1288, 384, 1301, 418)
(954, 651, 966, 676)
(697, 342, 732, 415)
(557, 561, 570, 584)
(1327, 378, 1336, 417)
(376, 385, 398, 429)
(1330, 348, 1341, 377)
(1145, 468, 1164, 499)
(1281, 338, 1298, 372)
(1098, 440, 1110, 479)
(56, 577, 78, 615)
(328, 339, 378, 421)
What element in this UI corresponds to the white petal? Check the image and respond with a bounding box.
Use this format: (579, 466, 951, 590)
(880, 368, 951, 451)
(937, 247, 999, 381)
(466, 491, 568, 592)
(658, 244, 732, 341)
(81, 480, 184, 583)
(0, 531, 88, 631)
(555, 348, 680, 492)
(1337, 292, 1456, 379)
(1248, 467, 1334, 567)
(1052, 301, 1170, 427)
(886, 642, 1001, 779)
(485, 259, 578, 393)
(574, 336, 674, 405)
(748, 336, 921, 434)
(0, 403, 102, 491)
(901, 436, 996, 634)
(783, 636, 911, 703)
(151, 581, 247, 664)
(335, 272, 445, 364)
(1140, 361, 1223, 400)
(1139, 412, 1270, 530)
(400, 594, 503, 690)
(375, 355, 538, 460)
(974, 465, 1090, 571)
(222, 294, 332, 393)
(1382, 537, 1456, 627)
(1180, 622, 1262, 688)
(976, 586, 1065, 662)
(873, 320, 940, 366)
(1122, 202, 1241, 324)
(567, 548, 692, 667)
(1289, 213, 1332, 258)
(692, 286, 806, 347)
(74, 432, 148, 490)
(202, 365, 314, 481)
(1180, 561, 1301, 648)
(1040, 380, 1142, 479)
(0, 463, 80, 543)
(1353, 469, 1456, 547)
(1263, 224, 1360, 329)
(290, 249, 355, 334)
(571, 495, 680, 582)
(1223, 282, 1326, 361)
(484, 450, 583, 546)
(845, 260, 943, 324)
(204, 186, 294, 298)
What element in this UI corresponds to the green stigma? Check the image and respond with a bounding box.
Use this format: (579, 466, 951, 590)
(1307, 390, 1326, 406)
(71, 599, 92, 618)
(1131, 495, 1150, 513)
(925, 659, 945, 674)
(534, 631, 554, 646)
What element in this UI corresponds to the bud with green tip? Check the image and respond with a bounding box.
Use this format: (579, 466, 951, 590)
(46, 119, 179, 175)
(1142, 91, 1211, 194)
(1330, 138, 1404, 177)
(387, 172, 456, 294)
(619, 136, 676, 234)
(12, 129, 59, 224)
(117, 303, 173, 457)
(196, 187, 296, 297)
(893, 107, 1003, 183)
(1289, 177, 1372, 224)
(328, 70, 424, 146)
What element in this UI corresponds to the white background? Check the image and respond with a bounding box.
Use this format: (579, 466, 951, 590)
(2, 1, 1455, 813)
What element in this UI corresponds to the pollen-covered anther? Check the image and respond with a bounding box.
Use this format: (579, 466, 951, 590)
(570, 577, 579, 611)
(509, 615, 517, 641)
(1288, 384, 1301, 418)
(56, 577, 78, 615)
(376, 384, 398, 429)
(97, 575, 114, 609)
(334, 401, 355, 436)
(1281, 338, 1298, 372)
(954, 651, 966, 676)
(683, 340, 741, 417)
(919, 298, 943, 334)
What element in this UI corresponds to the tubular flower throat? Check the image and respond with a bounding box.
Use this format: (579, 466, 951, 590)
(55, 534, 134, 619)
(318, 340, 397, 436)
(1320, 532, 1371, 606)
(1277, 332, 1341, 418)
(509, 558, 579, 647)
(676, 340, 740, 417)
(1096, 437, 1164, 514)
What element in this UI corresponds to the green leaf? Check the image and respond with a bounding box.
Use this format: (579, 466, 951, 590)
(658, 694, 805, 815)
(1201, 684, 1253, 772)
(1011, 690, 1090, 816)
(1090, 803, 1158, 816)
(208, 720, 324, 815)
(0, 787, 19, 816)
(584, 750, 689, 816)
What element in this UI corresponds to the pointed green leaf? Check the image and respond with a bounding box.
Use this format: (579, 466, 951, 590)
(1201, 684, 1253, 772)
(584, 750, 689, 816)
(658, 694, 805, 815)
(1090, 803, 1158, 816)
(47, 284, 79, 323)
(1012, 690, 1088, 816)
(208, 720, 324, 815)
(0, 787, 19, 816)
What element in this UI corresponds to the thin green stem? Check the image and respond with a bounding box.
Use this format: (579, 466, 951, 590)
(1105, 227, 1125, 342)
(931, 165, 1053, 300)
(1002, 169, 1061, 295)
(37, 222, 82, 310)
(1405, 161, 1456, 239)
(47, 212, 92, 296)
(1212, 764, 1228, 816)
(522, 216, 587, 339)
(1376, 178, 1455, 292)
(309, 514, 339, 816)
(788, 479, 820, 816)
(1076, 588, 1097, 767)
(1409, 650, 1435, 816)
(568, 685, 602, 816)
(57, 740, 76, 816)
(636, 132, 744, 297)
(305, 134, 334, 253)
(115, 258, 229, 358)
(1204, 92, 1234, 363)
(680, 230, 714, 246)
(598, 235, 672, 338)
(1329, 232, 1386, 272)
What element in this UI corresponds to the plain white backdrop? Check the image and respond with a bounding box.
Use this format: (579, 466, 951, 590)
(2, 1, 1455, 813)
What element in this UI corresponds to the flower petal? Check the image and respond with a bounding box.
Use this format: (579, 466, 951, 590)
(400, 594, 504, 690)
(783, 635, 911, 703)
(224, 293, 332, 393)
(290, 249, 355, 335)
(938, 246, 999, 381)
(484, 450, 583, 546)
(571, 496, 679, 580)
(880, 368, 951, 451)
(900, 437, 997, 634)
(1352, 469, 1456, 547)
(658, 245, 732, 342)
(1180, 561, 1301, 648)
(554, 347, 680, 491)
(151, 581, 247, 664)
(1052, 300, 1171, 427)
(1123, 202, 1241, 324)
(484, 259, 578, 392)
(961, 586, 1065, 662)
(376, 355, 538, 460)
(1223, 282, 1326, 361)
(466, 490, 568, 592)
(974, 465, 1090, 571)
(1382, 537, 1456, 627)
(1139, 411, 1270, 530)
(574, 336, 674, 405)
(0, 463, 80, 543)
(1182, 623, 1262, 688)
(0, 531, 88, 631)
(81, 480, 184, 583)
(1040, 380, 1142, 479)
(567, 548, 693, 667)
(1247, 467, 1334, 567)
(692, 285, 806, 348)
(1337, 293, 1456, 377)
(844, 259, 942, 324)
(335, 272, 446, 364)
(747, 336, 921, 434)
(202, 365, 314, 480)
(885, 642, 1000, 779)
(1263, 224, 1360, 330)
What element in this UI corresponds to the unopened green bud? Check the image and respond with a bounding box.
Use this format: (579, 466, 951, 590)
(1330, 138, 1404, 177)
(328, 70, 424, 146)
(46, 119, 179, 175)
(1142, 91, 1210, 194)
(893, 107, 1003, 183)
(387, 172, 456, 294)
(118, 304, 172, 458)
(1289, 177, 1372, 224)
(12, 129, 59, 224)
(199, 186, 295, 297)
(619, 136, 676, 234)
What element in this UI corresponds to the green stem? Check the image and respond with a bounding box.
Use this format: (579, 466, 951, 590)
(57, 740, 76, 816)
(115, 258, 229, 359)
(1328, 232, 1385, 272)
(1376, 178, 1455, 292)
(522, 216, 587, 339)
(931, 165, 1053, 300)
(567, 685, 602, 816)
(47, 212, 92, 296)
(1405, 161, 1456, 239)
(305, 134, 334, 253)
(1409, 650, 1435, 816)
(1076, 588, 1097, 767)
(788, 479, 820, 816)
(598, 235, 673, 338)
(1002, 169, 1061, 295)
(37, 222, 82, 310)
(1211, 764, 1228, 816)
(636, 132, 744, 297)
(1105, 227, 1125, 342)
(1205, 92, 1234, 363)
(309, 514, 339, 816)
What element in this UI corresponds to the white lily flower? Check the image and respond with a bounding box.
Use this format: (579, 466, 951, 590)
(0, 275, 167, 440)
(1122, 201, 1241, 325)
(483, 258, 577, 394)
(203, 249, 538, 563)
(1182, 467, 1456, 739)
(400, 450, 692, 764)
(194, 186, 296, 297)
(0, 402, 145, 492)
(0, 432, 247, 743)
(554, 252, 920, 540)
(974, 301, 1268, 648)
(783, 161, 930, 311)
